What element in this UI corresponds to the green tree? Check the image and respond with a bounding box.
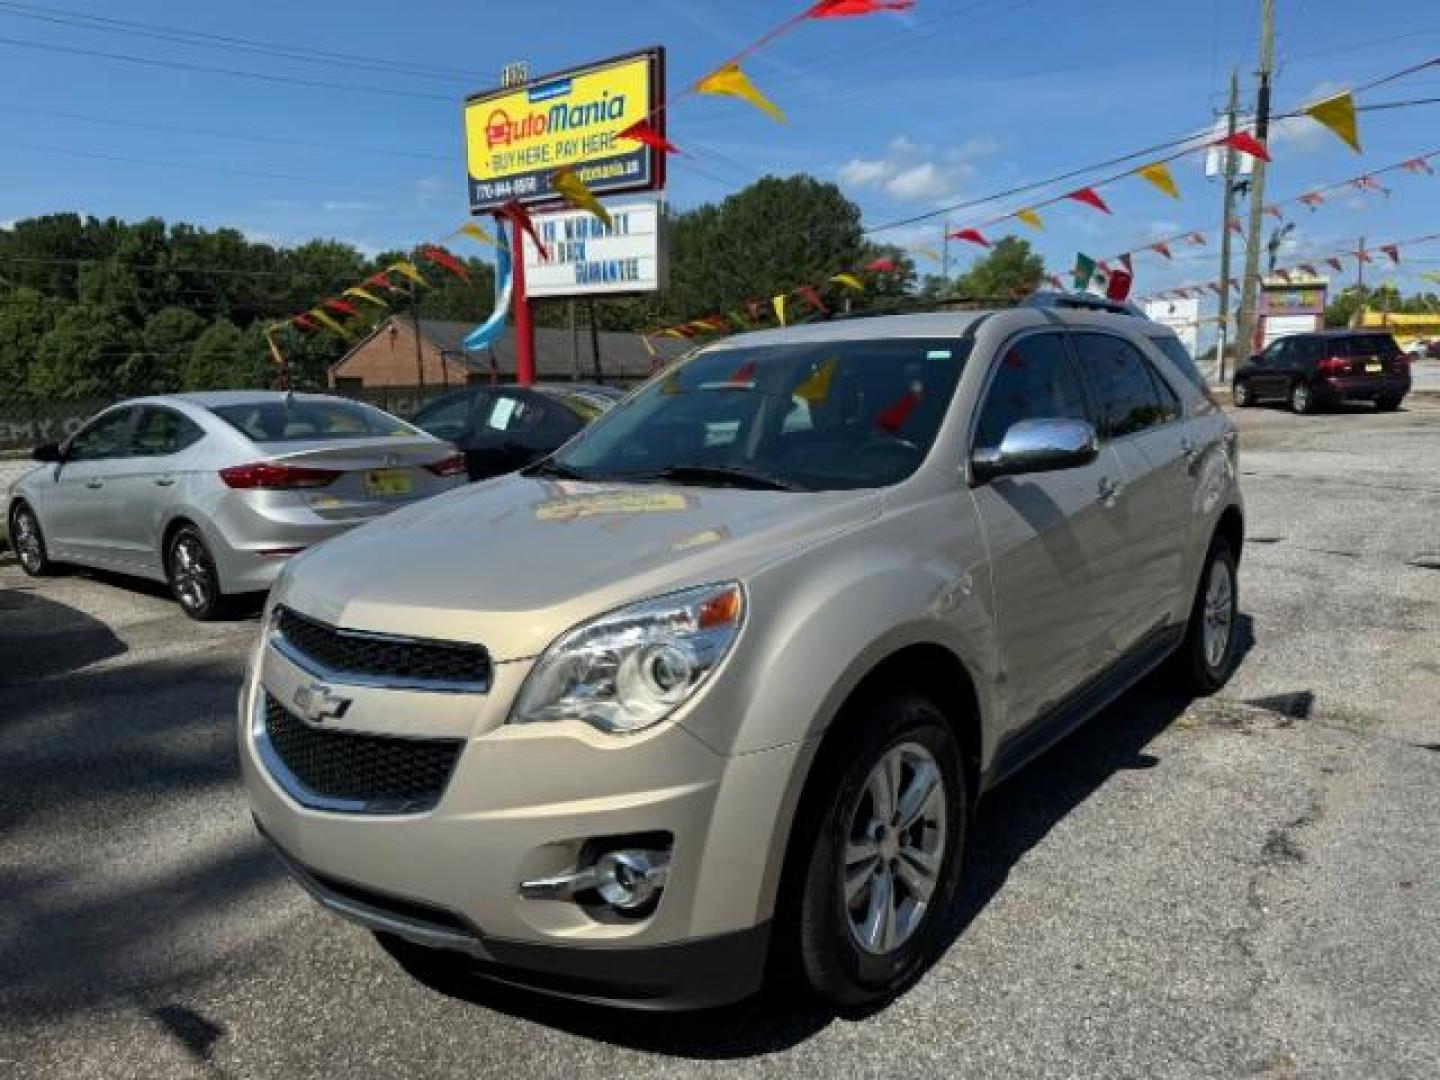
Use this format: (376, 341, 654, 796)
(952, 237, 1044, 299)
(182, 319, 267, 391)
(28, 304, 138, 399)
(133, 307, 208, 394)
(0, 288, 59, 396)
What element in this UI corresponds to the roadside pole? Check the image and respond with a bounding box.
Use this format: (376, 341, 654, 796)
(941, 218, 951, 291)
(510, 212, 536, 386)
(1355, 234, 1366, 327)
(1235, 0, 1275, 362)
(410, 289, 427, 403)
(1216, 69, 1240, 383)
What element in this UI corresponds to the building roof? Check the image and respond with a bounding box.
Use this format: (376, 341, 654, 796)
(331, 317, 692, 382)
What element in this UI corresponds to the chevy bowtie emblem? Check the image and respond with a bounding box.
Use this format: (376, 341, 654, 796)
(293, 681, 352, 726)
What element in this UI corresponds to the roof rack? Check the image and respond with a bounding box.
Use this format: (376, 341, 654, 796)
(1022, 290, 1149, 319)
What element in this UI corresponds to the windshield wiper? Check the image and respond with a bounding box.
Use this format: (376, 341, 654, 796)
(523, 457, 589, 481)
(623, 464, 806, 492)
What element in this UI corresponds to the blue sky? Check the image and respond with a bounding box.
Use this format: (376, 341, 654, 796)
(1, 0, 1438, 306)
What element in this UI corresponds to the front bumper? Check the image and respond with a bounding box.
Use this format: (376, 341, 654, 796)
(239, 637, 802, 1008)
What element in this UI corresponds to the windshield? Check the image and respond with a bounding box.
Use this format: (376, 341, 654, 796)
(210, 399, 419, 443)
(552, 337, 971, 491)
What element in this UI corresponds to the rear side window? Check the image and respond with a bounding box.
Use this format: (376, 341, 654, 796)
(1333, 334, 1401, 359)
(975, 332, 1089, 448)
(1151, 336, 1209, 394)
(414, 392, 481, 441)
(1072, 333, 1176, 438)
(132, 407, 205, 456)
(210, 400, 417, 443)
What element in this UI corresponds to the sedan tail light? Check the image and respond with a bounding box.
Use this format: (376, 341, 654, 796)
(424, 453, 468, 477)
(1317, 356, 1349, 376)
(219, 462, 341, 489)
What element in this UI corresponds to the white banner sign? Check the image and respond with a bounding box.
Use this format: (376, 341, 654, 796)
(524, 199, 667, 298)
(1143, 298, 1202, 355)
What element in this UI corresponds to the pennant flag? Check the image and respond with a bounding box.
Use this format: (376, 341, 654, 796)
(695, 63, 785, 123)
(1274, 268, 1292, 282)
(1073, 252, 1096, 291)
(1186, 231, 1206, 246)
(1354, 249, 1373, 264)
(1381, 244, 1401, 265)
(420, 246, 470, 282)
(1216, 131, 1270, 162)
(1401, 156, 1434, 175)
(1150, 241, 1173, 260)
(1326, 257, 1344, 273)
(551, 166, 613, 227)
(1300, 191, 1326, 209)
(1119, 253, 1133, 274)
(1353, 174, 1383, 191)
(912, 245, 942, 262)
(292, 313, 320, 332)
(1015, 207, 1044, 231)
(457, 222, 497, 246)
(387, 260, 428, 288)
(772, 294, 787, 326)
(1297, 263, 1317, 278)
(659, 328, 689, 339)
(1304, 92, 1360, 153)
(344, 287, 388, 308)
(322, 298, 359, 317)
(726, 361, 757, 386)
(1136, 162, 1180, 199)
(797, 285, 828, 314)
(617, 118, 679, 155)
(1065, 187, 1111, 214)
(365, 270, 404, 293)
(874, 390, 920, 433)
(794, 357, 837, 405)
(1097, 260, 1112, 275)
(1106, 268, 1133, 302)
(1226, 219, 1245, 236)
(309, 308, 350, 338)
(864, 258, 899, 273)
(498, 199, 550, 260)
(807, 0, 915, 16)
(1263, 205, 1285, 221)
(948, 227, 990, 247)
(1046, 274, 1065, 290)
(830, 272, 865, 292)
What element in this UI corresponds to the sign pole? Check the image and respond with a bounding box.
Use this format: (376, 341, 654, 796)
(509, 212, 536, 386)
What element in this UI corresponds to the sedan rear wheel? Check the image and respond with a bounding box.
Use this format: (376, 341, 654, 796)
(166, 525, 225, 621)
(1289, 380, 1314, 414)
(9, 503, 56, 577)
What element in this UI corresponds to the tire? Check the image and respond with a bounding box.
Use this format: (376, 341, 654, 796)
(1376, 395, 1402, 412)
(1232, 379, 1254, 408)
(1175, 535, 1240, 694)
(1288, 380, 1314, 414)
(8, 502, 56, 577)
(165, 524, 226, 621)
(782, 693, 967, 1010)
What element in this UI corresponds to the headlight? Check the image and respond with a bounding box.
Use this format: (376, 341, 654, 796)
(510, 582, 745, 734)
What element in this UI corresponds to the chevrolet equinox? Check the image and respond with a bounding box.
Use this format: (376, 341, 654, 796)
(241, 298, 1244, 1011)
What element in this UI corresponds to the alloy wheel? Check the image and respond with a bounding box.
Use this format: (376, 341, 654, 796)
(842, 741, 947, 956)
(12, 509, 44, 574)
(1203, 558, 1235, 672)
(170, 534, 212, 612)
(1291, 383, 1311, 413)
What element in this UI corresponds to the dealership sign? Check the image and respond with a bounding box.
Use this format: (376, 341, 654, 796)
(463, 49, 665, 212)
(1143, 298, 1201, 354)
(522, 200, 667, 298)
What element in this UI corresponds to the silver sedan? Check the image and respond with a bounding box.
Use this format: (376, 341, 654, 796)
(6, 391, 466, 619)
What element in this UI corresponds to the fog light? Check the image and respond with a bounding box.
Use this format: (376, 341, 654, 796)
(594, 849, 669, 912)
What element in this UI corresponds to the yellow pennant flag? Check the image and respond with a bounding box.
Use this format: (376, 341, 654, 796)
(388, 260, 428, 287)
(772, 294, 787, 326)
(457, 222, 497, 246)
(695, 63, 785, 123)
(912, 245, 942, 262)
(1136, 161, 1180, 199)
(309, 308, 351, 339)
(1015, 208, 1044, 230)
(830, 272, 865, 292)
(1304, 92, 1361, 153)
(343, 287, 388, 308)
(795, 357, 837, 405)
(551, 166, 613, 227)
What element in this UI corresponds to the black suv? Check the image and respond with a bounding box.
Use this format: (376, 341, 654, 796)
(1232, 330, 1410, 413)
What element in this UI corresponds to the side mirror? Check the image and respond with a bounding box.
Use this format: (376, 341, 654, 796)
(32, 441, 62, 463)
(972, 419, 1099, 485)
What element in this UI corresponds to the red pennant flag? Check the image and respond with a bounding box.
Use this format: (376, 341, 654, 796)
(617, 118, 679, 155)
(498, 199, 550, 260)
(1216, 131, 1270, 162)
(420, 246, 470, 282)
(864, 257, 899, 272)
(1150, 241, 1173, 260)
(1119, 253, 1133, 273)
(796, 285, 828, 314)
(1353, 175, 1381, 190)
(947, 228, 990, 247)
(1380, 244, 1400, 265)
(1354, 249, 1373, 264)
(1186, 232, 1206, 246)
(1263, 205, 1285, 221)
(292, 313, 320, 332)
(1105, 269, 1133, 301)
(1300, 192, 1325, 209)
(322, 298, 359, 317)
(1401, 156, 1434, 175)
(365, 270, 404, 293)
(1226, 219, 1245, 236)
(1065, 187, 1111, 214)
(1326, 257, 1344, 273)
(1097, 261, 1112, 275)
(726, 361, 756, 386)
(874, 390, 920, 433)
(807, 0, 915, 16)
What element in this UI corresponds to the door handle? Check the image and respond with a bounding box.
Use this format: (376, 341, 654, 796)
(154, 477, 176, 487)
(1097, 477, 1122, 506)
(85, 479, 104, 490)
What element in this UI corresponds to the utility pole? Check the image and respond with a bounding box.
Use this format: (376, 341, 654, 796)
(587, 298, 603, 385)
(941, 217, 952, 291)
(1235, 0, 1275, 362)
(1354, 234, 1366, 328)
(1216, 69, 1240, 383)
(410, 288, 426, 405)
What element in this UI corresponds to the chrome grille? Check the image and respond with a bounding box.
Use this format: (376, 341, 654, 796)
(261, 693, 462, 814)
(273, 606, 491, 691)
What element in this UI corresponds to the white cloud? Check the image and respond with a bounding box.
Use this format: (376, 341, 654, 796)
(322, 200, 384, 213)
(835, 133, 1001, 205)
(839, 159, 892, 186)
(885, 163, 953, 201)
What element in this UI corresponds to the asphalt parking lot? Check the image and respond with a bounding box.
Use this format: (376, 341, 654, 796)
(2, 400, 1438, 1079)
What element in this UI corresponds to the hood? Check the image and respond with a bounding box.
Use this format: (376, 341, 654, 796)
(276, 473, 881, 661)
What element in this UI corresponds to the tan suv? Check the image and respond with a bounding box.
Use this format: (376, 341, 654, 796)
(241, 297, 1244, 1011)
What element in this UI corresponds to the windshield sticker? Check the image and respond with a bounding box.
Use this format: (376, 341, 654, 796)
(488, 397, 518, 430)
(926, 350, 952, 360)
(533, 490, 693, 522)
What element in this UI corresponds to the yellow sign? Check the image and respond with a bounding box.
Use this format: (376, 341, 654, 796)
(464, 50, 663, 212)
